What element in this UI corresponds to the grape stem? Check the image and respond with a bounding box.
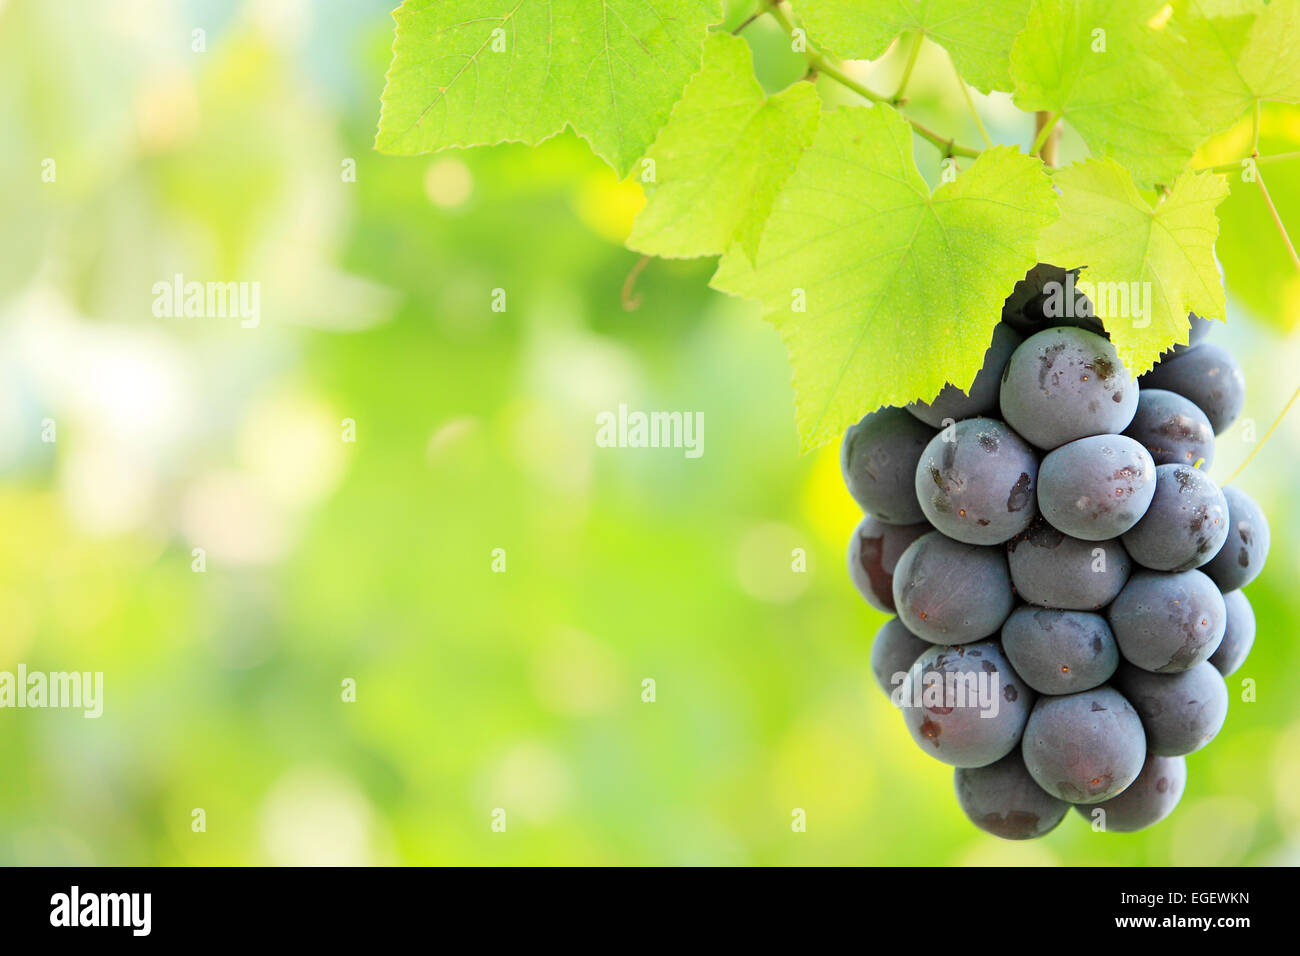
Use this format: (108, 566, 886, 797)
(763, 1, 981, 159)
(1224, 384, 1300, 485)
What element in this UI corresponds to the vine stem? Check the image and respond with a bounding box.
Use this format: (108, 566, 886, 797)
(1224, 384, 1300, 485)
(953, 57, 993, 148)
(763, 1, 981, 159)
(1238, 98, 1300, 273)
(754, 0, 1300, 176)
(1254, 165, 1300, 272)
(1197, 151, 1300, 174)
(891, 31, 923, 104)
(1031, 111, 1061, 161)
(621, 255, 651, 311)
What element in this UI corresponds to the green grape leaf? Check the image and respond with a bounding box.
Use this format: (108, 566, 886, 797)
(1037, 159, 1229, 375)
(627, 33, 820, 261)
(1010, 0, 1202, 185)
(710, 106, 1058, 453)
(1159, 0, 1300, 137)
(375, 0, 719, 177)
(793, 0, 1032, 93)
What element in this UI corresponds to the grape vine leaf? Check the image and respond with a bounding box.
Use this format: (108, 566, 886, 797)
(1158, 0, 1300, 138)
(1010, 0, 1202, 185)
(793, 0, 1032, 93)
(1037, 159, 1229, 375)
(627, 33, 820, 261)
(710, 106, 1058, 453)
(375, 0, 720, 177)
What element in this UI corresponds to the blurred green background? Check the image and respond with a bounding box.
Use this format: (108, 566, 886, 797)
(1, 0, 1298, 865)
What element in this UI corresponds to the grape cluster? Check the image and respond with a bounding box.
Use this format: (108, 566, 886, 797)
(847, 265, 1269, 839)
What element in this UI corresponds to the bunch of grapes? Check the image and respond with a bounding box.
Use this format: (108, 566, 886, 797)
(845, 265, 1269, 839)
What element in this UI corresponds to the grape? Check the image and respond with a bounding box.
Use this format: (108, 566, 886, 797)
(841, 409, 934, 523)
(1000, 263, 1104, 337)
(1108, 569, 1226, 673)
(1036, 435, 1156, 540)
(1161, 312, 1215, 361)
(901, 640, 1033, 768)
(999, 327, 1138, 450)
(1139, 343, 1245, 434)
(954, 751, 1068, 840)
(1184, 313, 1214, 347)
(1113, 661, 1229, 756)
(891, 531, 1016, 644)
(1120, 464, 1229, 572)
(1201, 486, 1271, 592)
(1075, 754, 1186, 833)
(847, 517, 931, 612)
(913, 418, 1039, 545)
(1000, 607, 1119, 695)
(839, 277, 1262, 837)
(1209, 589, 1255, 677)
(907, 324, 1024, 427)
(1006, 517, 1131, 610)
(1021, 686, 1146, 803)
(870, 617, 931, 699)
(1122, 388, 1215, 468)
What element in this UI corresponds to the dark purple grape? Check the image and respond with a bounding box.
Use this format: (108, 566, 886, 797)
(1140, 343, 1245, 434)
(1209, 589, 1255, 677)
(1108, 569, 1226, 673)
(1021, 686, 1146, 803)
(1185, 313, 1214, 346)
(1113, 661, 1228, 756)
(999, 327, 1138, 450)
(892, 531, 1015, 644)
(847, 516, 931, 612)
(1162, 312, 1215, 359)
(1000, 263, 1104, 337)
(1000, 607, 1119, 695)
(1006, 517, 1131, 610)
(1121, 464, 1229, 571)
(907, 324, 1024, 427)
(1076, 753, 1186, 832)
(1037, 434, 1156, 540)
(841, 408, 935, 523)
(1122, 388, 1215, 468)
(954, 751, 1068, 840)
(901, 640, 1033, 768)
(1201, 486, 1271, 591)
(870, 617, 931, 699)
(913, 418, 1039, 545)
